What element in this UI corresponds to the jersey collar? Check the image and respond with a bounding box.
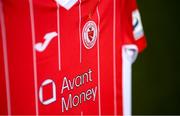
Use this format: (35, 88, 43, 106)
(55, 0, 78, 10)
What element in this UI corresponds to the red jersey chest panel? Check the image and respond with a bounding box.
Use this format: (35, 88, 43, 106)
(32, 0, 100, 114)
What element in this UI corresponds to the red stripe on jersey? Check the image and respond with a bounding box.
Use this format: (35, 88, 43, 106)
(0, 5, 8, 114)
(1, 0, 37, 114)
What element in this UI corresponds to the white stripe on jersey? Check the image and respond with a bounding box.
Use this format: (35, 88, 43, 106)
(113, 0, 117, 115)
(28, 0, 39, 115)
(96, 2, 102, 115)
(0, 1, 11, 115)
(81, 111, 83, 116)
(122, 45, 138, 116)
(57, 3, 61, 70)
(79, 0, 82, 63)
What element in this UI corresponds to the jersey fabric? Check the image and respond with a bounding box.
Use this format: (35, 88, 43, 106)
(0, 0, 146, 115)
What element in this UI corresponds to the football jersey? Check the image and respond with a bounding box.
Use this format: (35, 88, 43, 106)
(0, 0, 147, 115)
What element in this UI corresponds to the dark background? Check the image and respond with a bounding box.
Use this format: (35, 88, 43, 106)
(133, 0, 180, 114)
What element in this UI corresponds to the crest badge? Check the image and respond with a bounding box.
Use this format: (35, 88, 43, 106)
(82, 21, 98, 49)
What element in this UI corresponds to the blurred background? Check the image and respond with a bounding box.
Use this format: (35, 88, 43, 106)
(133, 0, 180, 114)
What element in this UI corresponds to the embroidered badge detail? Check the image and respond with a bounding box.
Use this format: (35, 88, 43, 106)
(132, 9, 144, 40)
(82, 21, 98, 49)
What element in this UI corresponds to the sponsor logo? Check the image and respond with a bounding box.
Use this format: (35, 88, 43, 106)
(82, 21, 98, 49)
(132, 9, 144, 40)
(38, 69, 97, 112)
(39, 79, 56, 105)
(35, 32, 57, 52)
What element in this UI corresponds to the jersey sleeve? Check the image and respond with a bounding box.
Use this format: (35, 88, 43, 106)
(122, 0, 147, 53)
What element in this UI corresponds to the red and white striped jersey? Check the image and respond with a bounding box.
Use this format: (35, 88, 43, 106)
(0, 0, 147, 115)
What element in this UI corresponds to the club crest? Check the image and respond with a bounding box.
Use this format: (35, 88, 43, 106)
(82, 21, 98, 49)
